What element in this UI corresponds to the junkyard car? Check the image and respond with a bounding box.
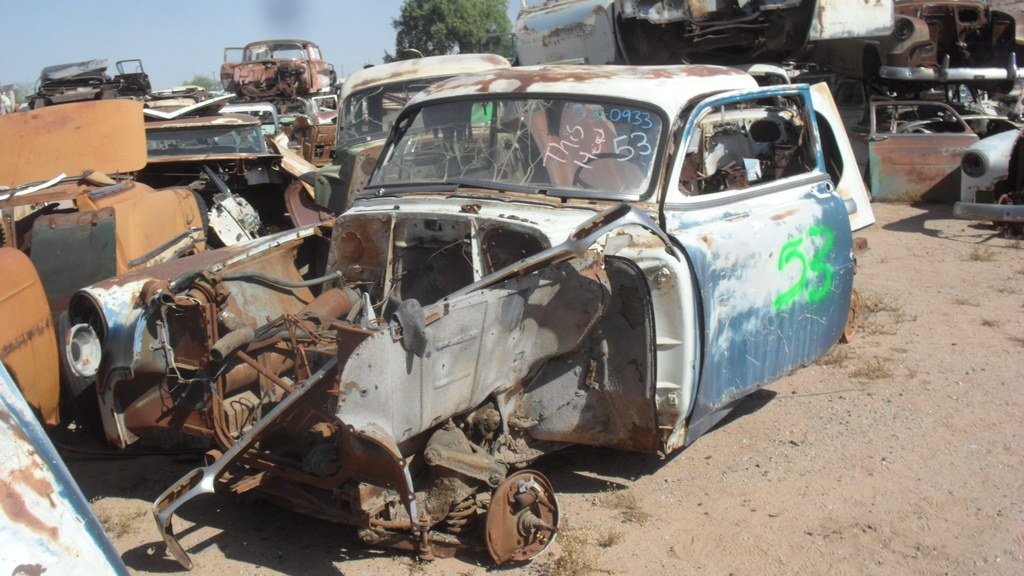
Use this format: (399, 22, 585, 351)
(138, 98, 331, 248)
(955, 127, 1024, 234)
(62, 65, 873, 568)
(315, 54, 511, 213)
(0, 99, 207, 314)
(29, 58, 151, 109)
(850, 99, 982, 201)
(221, 39, 334, 99)
(810, 0, 1023, 94)
(278, 95, 339, 167)
(513, 0, 893, 66)
(1, 99, 207, 423)
(221, 101, 281, 137)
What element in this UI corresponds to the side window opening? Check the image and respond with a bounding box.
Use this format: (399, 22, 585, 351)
(678, 95, 815, 196)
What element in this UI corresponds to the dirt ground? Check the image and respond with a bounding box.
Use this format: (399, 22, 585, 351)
(64, 202, 1023, 576)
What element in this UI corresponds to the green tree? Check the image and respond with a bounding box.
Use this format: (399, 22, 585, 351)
(14, 82, 35, 104)
(391, 0, 511, 59)
(181, 74, 220, 92)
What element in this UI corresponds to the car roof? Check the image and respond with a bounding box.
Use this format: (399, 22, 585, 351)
(340, 54, 511, 100)
(244, 39, 317, 49)
(409, 64, 759, 115)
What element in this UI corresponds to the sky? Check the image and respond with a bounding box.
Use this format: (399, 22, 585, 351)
(0, 0, 522, 93)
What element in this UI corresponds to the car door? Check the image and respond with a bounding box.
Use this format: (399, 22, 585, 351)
(867, 100, 979, 202)
(662, 85, 855, 445)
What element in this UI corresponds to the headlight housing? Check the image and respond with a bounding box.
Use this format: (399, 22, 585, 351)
(961, 150, 988, 178)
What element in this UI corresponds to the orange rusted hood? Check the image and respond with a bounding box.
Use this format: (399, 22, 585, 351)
(0, 99, 147, 188)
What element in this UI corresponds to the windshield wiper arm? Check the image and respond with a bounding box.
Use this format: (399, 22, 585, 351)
(443, 177, 542, 195)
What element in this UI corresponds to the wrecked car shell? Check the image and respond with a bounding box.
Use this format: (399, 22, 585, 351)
(221, 39, 334, 100)
(851, 99, 980, 202)
(514, 0, 893, 66)
(955, 127, 1024, 227)
(315, 54, 511, 213)
(138, 108, 329, 248)
(0, 100, 207, 315)
(810, 0, 1024, 94)
(64, 65, 872, 568)
(28, 58, 151, 109)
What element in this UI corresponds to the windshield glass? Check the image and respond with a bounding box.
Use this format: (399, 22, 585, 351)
(338, 76, 457, 147)
(146, 124, 267, 158)
(245, 42, 305, 61)
(368, 97, 663, 197)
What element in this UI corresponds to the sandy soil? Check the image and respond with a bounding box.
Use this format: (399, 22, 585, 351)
(64, 202, 1023, 575)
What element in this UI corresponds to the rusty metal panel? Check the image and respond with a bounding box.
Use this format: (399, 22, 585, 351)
(514, 0, 618, 65)
(808, 0, 894, 40)
(30, 208, 117, 312)
(87, 183, 206, 273)
(0, 248, 59, 425)
(0, 362, 128, 575)
(0, 99, 146, 188)
(869, 134, 978, 203)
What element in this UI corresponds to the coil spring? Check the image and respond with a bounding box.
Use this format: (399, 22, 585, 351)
(444, 496, 478, 534)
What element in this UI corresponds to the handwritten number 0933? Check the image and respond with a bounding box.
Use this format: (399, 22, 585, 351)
(773, 226, 834, 310)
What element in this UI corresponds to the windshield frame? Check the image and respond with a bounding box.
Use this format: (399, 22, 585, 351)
(337, 75, 459, 150)
(364, 93, 669, 203)
(145, 123, 268, 159)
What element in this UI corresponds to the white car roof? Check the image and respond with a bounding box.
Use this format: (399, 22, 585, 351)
(340, 54, 511, 100)
(409, 64, 759, 115)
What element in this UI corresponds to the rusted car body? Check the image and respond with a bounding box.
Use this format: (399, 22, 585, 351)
(315, 54, 512, 213)
(955, 127, 1024, 232)
(0, 100, 207, 315)
(63, 65, 873, 568)
(137, 104, 331, 249)
(1, 100, 207, 422)
(0, 361, 128, 575)
(811, 0, 1024, 94)
(513, 0, 893, 66)
(28, 58, 151, 109)
(221, 40, 334, 100)
(850, 99, 980, 201)
(0, 248, 59, 425)
(279, 95, 339, 167)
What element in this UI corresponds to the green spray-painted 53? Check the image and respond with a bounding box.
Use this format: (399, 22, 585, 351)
(773, 226, 834, 310)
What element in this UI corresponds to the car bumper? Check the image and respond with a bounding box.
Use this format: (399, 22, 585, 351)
(953, 201, 1024, 223)
(881, 54, 1018, 83)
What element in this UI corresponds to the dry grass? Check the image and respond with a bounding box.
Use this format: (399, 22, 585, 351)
(816, 345, 853, 368)
(981, 317, 1005, 328)
(849, 356, 896, 381)
(599, 488, 650, 524)
(860, 292, 916, 335)
(996, 284, 1020, 295)
(95, 507, 144, 540)
(967, 245, 999, 262)
(861, 292, 903, 314)
(595, 528, 624, 549)
(952, 297, 979, 307)
(546, 526, 596, 576)
(1009, 335, 1024, 348)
